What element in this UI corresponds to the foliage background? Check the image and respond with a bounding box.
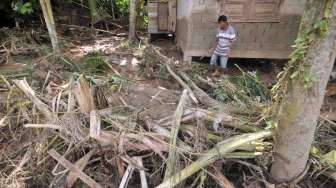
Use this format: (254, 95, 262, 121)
(0, 0, 148, 29)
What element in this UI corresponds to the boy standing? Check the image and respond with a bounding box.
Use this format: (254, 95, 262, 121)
(210, 15, 236, 76)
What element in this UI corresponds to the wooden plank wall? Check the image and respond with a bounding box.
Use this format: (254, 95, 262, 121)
(168, 0, 177, 32)
(175, 0, 191, 58)
(158, 3, 169, 31)
(148, 0, 177, 34)
(148, 2, 159, 33)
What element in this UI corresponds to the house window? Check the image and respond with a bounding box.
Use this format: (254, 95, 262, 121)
(219, 0, 282, 22)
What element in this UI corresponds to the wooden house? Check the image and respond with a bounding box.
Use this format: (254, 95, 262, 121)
(148, 0, 307, 62)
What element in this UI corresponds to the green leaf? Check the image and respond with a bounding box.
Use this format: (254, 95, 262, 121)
(19, 6, 28, 14)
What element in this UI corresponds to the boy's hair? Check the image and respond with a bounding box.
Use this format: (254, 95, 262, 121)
(218, 15, 228, 23)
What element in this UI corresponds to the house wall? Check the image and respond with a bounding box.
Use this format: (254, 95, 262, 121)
(178, 0, 307, 60)
(175, 0, 193, 61)
(148, 1, 159, 33)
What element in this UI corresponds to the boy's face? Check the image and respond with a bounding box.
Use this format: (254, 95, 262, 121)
(219, 21, 228, 29)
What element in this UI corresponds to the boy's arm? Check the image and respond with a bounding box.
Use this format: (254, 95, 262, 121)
(213, 38, 219, 50)
(229, 28, 237, 43)
(209, 38, 218, 54)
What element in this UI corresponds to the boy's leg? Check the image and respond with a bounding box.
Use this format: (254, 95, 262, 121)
(210, 53, 221, 77)
(219, 56, 229, 69)
(210, 53, 219, 66)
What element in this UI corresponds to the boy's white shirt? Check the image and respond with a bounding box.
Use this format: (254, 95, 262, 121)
(217, 32, 236, 40)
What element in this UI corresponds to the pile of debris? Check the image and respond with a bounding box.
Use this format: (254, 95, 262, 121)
(0, 35, 336, 187)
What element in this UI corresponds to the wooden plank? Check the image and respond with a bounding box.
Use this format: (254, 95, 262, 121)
(158, 2, 168, 31)
(168, 0, 177, 32)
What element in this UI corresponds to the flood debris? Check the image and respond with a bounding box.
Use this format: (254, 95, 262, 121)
(0, 27, 335, 188)
(48, 149, 103, 188)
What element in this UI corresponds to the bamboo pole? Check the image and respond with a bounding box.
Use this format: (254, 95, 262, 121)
(39, 0, 60, 54)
